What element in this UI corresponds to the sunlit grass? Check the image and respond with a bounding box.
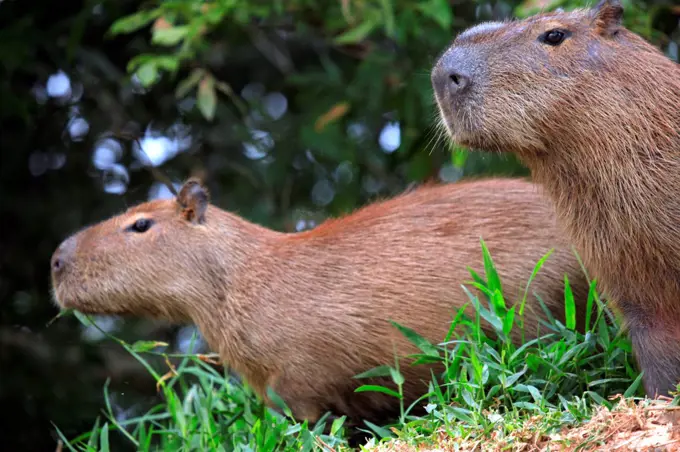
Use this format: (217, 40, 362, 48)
(56, 241, 645, 451)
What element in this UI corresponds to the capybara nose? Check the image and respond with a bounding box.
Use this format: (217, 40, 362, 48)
(432, 60, 472, 99)
(51, 236, 76, 277)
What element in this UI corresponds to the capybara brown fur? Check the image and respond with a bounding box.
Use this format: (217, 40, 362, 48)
(51, 177, 588, 425)
(431, 0, 680, 398)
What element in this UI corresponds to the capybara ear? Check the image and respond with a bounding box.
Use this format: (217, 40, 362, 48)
(177, 178, 210, 224)
(591, 0, 623, 37)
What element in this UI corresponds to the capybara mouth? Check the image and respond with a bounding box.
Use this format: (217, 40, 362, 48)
(51, 284, 76, 310)
(53, 291, 101, 315)
(437, 103, 482, 144)
(440, 118, 486, 150)
(51, 277, 93, 312)
(437, 107, 506, 153)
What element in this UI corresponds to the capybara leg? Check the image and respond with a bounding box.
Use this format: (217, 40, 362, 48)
(267, 373, 324, 423)
(628, 318, 680, 398)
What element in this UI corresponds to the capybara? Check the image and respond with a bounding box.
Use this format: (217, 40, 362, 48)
(431, 0, 680, 397)
(51, 177, 588, 424)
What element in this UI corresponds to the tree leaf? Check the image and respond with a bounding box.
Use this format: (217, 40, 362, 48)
(175, 68, 205, 99)
(197, 75, 217, 121)
(334, 19, 378, 44)
(314, 102, 350, 132)
(417, 0, 453, 30)
(110, 10, 161, 36)
(136, 62, 158, 87)
(152, 26, 189, 46)
(378, 0, 396, 38)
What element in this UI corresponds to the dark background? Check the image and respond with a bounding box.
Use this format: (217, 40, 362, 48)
(1, 0, 678, 449)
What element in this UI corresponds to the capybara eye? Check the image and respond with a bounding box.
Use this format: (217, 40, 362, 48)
(127, 218, 153, 233)
(540, 29, 568, 46)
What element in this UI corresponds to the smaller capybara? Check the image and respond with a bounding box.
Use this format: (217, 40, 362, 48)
(431, 0, 680, 397)
(51, 177, 588, 425)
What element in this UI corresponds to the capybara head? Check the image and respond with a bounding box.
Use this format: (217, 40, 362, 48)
(51, 179, 218, 319)
(431, 0, 679, 158)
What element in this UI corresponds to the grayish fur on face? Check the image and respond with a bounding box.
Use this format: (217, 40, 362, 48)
(456, 21, 506, 41)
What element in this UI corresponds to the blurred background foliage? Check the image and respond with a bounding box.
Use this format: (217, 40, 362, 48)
(0, 0, 677, 449)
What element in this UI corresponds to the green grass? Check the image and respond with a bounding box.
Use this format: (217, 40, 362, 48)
(56, 241, 646, 451)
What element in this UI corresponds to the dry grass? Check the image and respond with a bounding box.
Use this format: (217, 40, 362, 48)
(369, 397, 680, 452)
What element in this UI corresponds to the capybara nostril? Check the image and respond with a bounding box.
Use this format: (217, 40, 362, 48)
(52, 256, 64, 272)
(51, 236, 77, 277)
(448, 70, 471, 93)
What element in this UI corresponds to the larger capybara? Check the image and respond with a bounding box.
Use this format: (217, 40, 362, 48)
(431, 0, 680, 397)
(51, 177, 588, 425)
